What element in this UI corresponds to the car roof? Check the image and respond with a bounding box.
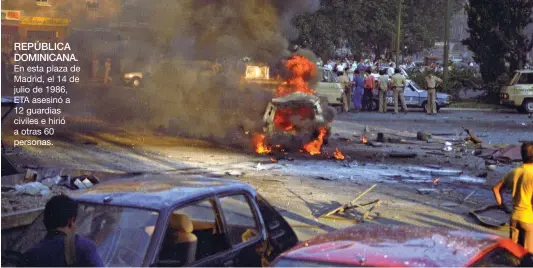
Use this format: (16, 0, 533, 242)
(71, 173, 255, 210)
(279, 225, 505, 267)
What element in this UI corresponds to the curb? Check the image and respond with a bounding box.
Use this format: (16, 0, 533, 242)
(443, 107, 513, 112)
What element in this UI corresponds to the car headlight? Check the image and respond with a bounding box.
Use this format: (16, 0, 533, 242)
(124, 74, 133, 79)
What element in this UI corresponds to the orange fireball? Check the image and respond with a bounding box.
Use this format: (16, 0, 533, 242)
(303, 127, 328, 155)
(361, 136, 368, 144)
(333, 147, 345, 160)
(252, 134, 271, 155)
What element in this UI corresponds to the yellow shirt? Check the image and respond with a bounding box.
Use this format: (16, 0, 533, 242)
(391, 74, 406, 88)
(501, 164, 533, 223)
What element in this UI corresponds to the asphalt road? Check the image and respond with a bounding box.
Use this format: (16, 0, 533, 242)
(336, 109, 533, 145)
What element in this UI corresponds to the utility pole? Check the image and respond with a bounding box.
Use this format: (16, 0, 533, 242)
(395, 0, 403, 67)
(443, 0, 451, 86)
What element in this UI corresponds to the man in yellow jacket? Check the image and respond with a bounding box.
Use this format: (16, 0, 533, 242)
(493, 142, 533, 251)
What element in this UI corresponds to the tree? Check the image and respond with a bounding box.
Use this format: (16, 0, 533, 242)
(293, 0, 464, 59)
(463, 0, 533, 101)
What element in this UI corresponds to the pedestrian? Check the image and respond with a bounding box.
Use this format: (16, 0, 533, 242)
(390, 68, 408, 114)
(352, 69, 364, 112)
(363, 68, 375, 111)
(91, 56, 99, 80)
(493, 142, 533, 252)
(18, 195, 104, 267)
(378, 69, 389, 113)
(424, 71, 443, 115)
(337, 68, 353, 110)
(104, 58, 112, 86)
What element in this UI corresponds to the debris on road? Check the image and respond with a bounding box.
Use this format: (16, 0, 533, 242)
(226, 170, 244, 177)
(440, 202, 459, 208)
(463, 128, 484, 144)
(14, 182, 50, 196)
(416, 188, 452, 195)
(462, 190, 476, 203)
(417, 131, 432, 142)
(389, 152, 417, 158)
(469, 205, 509, 228)
(322, 184, 377, 217)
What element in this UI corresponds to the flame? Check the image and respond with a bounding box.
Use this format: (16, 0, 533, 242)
(333, 147, 345, 160)
(275, 55, 316, 97)
(270, 157, 278, 163)
(361, 136, 368, 144)
(273, 106, 314, 131)
(303, 127, 328, 155)
(252, 134, 271, 155)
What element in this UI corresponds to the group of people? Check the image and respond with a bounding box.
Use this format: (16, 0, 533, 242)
(337, 66, 443, 115)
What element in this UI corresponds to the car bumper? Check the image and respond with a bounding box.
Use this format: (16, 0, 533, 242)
(123, 77, 133, 84)
(500, 99, 516, 107)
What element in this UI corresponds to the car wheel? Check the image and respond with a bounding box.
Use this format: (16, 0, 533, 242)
(422, 101, 428, 113)
(372, 99, 379, 111)
(341, 93, 349, 113)
(523, 99, 533, 113)
(131, 77, 142, 88)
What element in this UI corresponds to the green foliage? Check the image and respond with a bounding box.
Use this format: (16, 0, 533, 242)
(294, 0, 463, 58)
(462, 0, 533, 102)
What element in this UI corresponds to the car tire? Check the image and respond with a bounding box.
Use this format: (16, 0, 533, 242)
(131, 77, 142, 88)
(522, 99, 533, 114)
(341, 93, 349, 113)
(372, 99, 379, 111)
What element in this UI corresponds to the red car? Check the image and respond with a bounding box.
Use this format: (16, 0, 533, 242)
(272, 225, 528, 267)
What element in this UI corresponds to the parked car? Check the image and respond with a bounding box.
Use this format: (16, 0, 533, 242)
(272, 225, 528, 267)
(450, 55, 463, 64)
(315, 67, 349, 112)
(5, 174, 298, 267)
(500, 69, 533, 113)
(123, 71, 146, 88)
(371, 80, 452, 112)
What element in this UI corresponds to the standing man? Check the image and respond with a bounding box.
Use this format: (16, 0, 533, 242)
(337, 67, 353, 111)
(104, 58, 112, 86)
(378, 70, 389, 113)
(91, 56, 99, 80)
(493, 142, 533, 252)
(390, 68, 408, 114)
(352, 69, 364, 112)
(362, 68, 375, 111)
(425, 71, 443, 115)
(18, 195, 104, 266)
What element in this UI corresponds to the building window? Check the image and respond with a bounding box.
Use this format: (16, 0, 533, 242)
(36, 0, 51, 6)
(87, 0, 99, 8)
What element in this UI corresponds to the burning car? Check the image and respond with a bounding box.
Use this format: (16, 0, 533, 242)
(252, 55, 336, 156)
(261, 92, 332, 152)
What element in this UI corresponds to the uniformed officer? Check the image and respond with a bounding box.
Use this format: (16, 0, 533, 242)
(377, 69, 389, 113)
(390, 68, 408, 114)
(425, 71, 443, 115)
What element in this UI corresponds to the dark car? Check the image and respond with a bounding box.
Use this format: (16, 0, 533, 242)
(272, 225, 528, 267)
(6, 174, 298, 267)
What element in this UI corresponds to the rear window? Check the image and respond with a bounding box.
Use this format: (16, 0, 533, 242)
(514, 72, 533, 85)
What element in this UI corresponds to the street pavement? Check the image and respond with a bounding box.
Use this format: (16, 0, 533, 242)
(336, 109, 533, 145)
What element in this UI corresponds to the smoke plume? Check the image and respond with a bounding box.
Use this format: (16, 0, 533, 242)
(85, 0, 321, 146)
